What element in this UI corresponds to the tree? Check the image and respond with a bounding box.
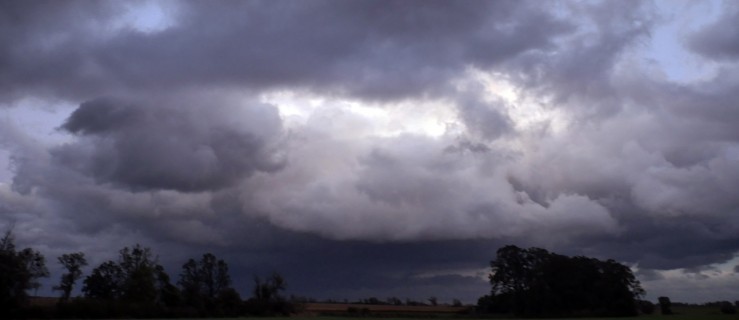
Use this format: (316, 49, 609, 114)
(637, 300, 655, 314)
(488, 245, 542, 315)
(720, 301, 737, 314)
(82, 260, 124, 300)
(658, 296, 672, 315)
(0, 230, 49, 310)
(428, 296, 438, 306)
(154, 264, 181, 307)
(18, 247, 49, 295)
(253, 272, 285, 302)
(179, 258, 201, 308)
(452, 298, 463, 307)
(118, 245, 159, 303)
(54, 252, 87, 302)
(248, 272, 292, 315)
(485, 245, 643, 317)
(177, 252, 234, 313)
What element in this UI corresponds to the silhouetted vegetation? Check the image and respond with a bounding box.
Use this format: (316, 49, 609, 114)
(0, 229, 303, 318)
(478, 245, 644, 317)
(245, 272, 297, 315)
(720, 301, 737, 314)
(638, 299, 656, 314)
(53, 252, 87, 302)
(6, 233, 739, 319)
(659, 296, 673, 315)
(0, 230, 49, 316)
(178, 252, 242, 316)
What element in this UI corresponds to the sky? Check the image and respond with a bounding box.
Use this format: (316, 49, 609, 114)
(1, 0, 739, 303)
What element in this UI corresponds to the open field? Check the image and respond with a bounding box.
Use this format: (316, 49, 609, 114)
(303, 302, 469, 314)
(297, 304, 739, 318)
(119, 315, 739, 320)
(29, 302, 739, 319)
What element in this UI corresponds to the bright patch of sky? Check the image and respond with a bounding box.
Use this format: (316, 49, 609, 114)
(0, 99, 75, 184)
(470, 70, 570, 135)
(263, 91, 455, 139)
(111, 0, 177, 34)
(0, 150, 10, 184)
(643, 0, 723, 83)
(642, 259, 739, 302)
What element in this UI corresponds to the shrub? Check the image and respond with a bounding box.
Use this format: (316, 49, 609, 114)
(658, 296, 672, 315)
(720, 301, 737, 314)
(638, 300, 655, 314)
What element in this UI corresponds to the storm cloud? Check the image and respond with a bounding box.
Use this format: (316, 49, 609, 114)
(1, 0, 739, 303)
(56, 95, 285, 192)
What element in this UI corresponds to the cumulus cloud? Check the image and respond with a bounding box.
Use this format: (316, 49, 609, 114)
(0, 0, 572, 103)
(687, 2, 739, 61)
(54, 95, 285, 192)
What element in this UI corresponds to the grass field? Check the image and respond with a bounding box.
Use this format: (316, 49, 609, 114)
(139, 316, 738, 320)
(101, 305, 739, 320)
(293, 304, 739, 320)
(253, 305, 737, 320)
(126, 310, 739, 320)
(39, 304, 739, 320)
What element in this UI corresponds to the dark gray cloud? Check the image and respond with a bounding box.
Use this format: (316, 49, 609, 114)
(53, 95, 284, 192)
(0, 0, 124, 103)
(687, 2, 739, 61)
(455, 93, 512, 141)
(506, 0, 655, 118)
(0, 0, 572, 103)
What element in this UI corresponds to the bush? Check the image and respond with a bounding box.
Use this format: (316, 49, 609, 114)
(720, 301, 737, 314)
(658, 296, 672, 315)
(638, 300, 655, 314)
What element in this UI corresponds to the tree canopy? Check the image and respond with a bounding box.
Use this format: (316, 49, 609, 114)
(178, 252, 236, 313)
(0, 230, 49, 311)
(82, 244, 175, 306)
(480, 245, 644, 317)
(54, 252, 87, 302)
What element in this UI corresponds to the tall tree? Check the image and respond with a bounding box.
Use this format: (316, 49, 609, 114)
(82, 260, 124, 300)
(54, 252, 87, 301)
(179, 258, 202, 307)
(118, 245, 158, 303)
(177, 252, 234, 312)
(0, 230, 49, 310)
(249, 272, 291, 315)
(154, 264, 181, 307)
(253, 272, 285, 302)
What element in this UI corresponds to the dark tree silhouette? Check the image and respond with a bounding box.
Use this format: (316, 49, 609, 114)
(118, 245, 159, 303)
(82, 260, 124, 300)
(248, 272, 293, 315)
(720, 301, 737, 314)
(485, 245, 643, 317)
(658, 296, 672, 315)
(0, 230, 49, 310)
(253, 272, 285, 302)
(177, 252, 235, 313)
(82, 244, 175, 306)
(54, 252, 87, 302)
(428, 296, 438, 306)
(154, 264, 181, 307)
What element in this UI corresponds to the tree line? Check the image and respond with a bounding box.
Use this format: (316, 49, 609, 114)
(3, 228, 713, 319)
(0, 231, 295, 318)
(477, 245, 645, 317)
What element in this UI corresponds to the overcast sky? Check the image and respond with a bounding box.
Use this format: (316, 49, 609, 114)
(2, 0, 739, 303)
